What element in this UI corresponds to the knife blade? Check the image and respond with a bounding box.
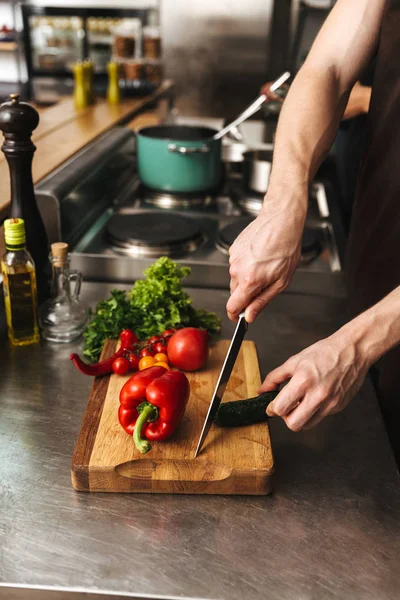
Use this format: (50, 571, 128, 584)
(194, 311, 248, 457)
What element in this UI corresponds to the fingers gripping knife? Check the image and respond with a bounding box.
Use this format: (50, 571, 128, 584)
(194, 312, 248, 457)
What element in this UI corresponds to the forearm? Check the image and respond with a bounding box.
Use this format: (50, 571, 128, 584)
(265, 0, 385, 209)
(268, 66, 349, 202)
(335, 287, 400, 368)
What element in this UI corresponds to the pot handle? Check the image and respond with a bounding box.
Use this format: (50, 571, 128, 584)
(168, 143, 210, 154)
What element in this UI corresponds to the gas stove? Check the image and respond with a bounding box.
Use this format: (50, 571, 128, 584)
(35, 126, 344, 293)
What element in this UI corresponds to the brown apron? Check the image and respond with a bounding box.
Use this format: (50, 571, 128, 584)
(346, 0, 400, 457)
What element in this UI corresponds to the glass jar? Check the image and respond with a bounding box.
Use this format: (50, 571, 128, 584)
(143, 26, 161, 60)
(39, 244, 87, 343)
(112, 18, 142, 59)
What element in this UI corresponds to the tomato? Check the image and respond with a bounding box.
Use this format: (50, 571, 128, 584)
(112, 357, 130, 375)
(161, 328, 176, 338)
(167, 327, 209, 372)
(140, 347, 155, 358)
(148, 335, 161, 345)
(119, 329, 138, 348)
(154, 341, 168, 354)
(154, 352, 168, 364)
(153, 361, 170, 371)
(127, 353, 139, 372)
(139, 356, 156, 371)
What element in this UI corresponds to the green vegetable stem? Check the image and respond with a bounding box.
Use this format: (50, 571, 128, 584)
(83, 257, 221, 362)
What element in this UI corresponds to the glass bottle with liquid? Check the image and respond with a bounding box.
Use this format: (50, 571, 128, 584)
(39, 242, 88, 343)
(1, 218, 39, 346)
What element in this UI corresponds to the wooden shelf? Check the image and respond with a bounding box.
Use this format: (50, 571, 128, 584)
(0, 42, 17, 52)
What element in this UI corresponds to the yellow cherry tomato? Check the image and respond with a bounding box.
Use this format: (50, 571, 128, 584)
(139, 356, 156, 371)
(154, 352, 168, 364)
(153, 361, 170, 371)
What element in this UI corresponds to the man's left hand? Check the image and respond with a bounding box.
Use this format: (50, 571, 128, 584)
(260, 333, 369, 431)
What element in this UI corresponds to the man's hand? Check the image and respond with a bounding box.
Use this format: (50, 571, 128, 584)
(261, 331, 369, 431)
(227, 192, 306, 323)
(342, 81, 372, 120)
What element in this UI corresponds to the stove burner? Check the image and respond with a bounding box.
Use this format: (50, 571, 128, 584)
(140, 186, 214, 209)
(229, 185, 263, 217)
(216, 218, 253, 253)
(216, 218, 323, 263)
(106, 211, 206, 257)
(301, 227, 323, 263)
(238, 194, 263, 217)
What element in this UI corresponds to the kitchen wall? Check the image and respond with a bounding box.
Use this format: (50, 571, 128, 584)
(161, 0, 275, 119)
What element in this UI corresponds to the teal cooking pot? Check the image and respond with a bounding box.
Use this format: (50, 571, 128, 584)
(136, 125, 222, 193)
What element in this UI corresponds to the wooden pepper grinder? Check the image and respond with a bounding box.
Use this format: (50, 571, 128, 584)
(0, 93, 50, 304)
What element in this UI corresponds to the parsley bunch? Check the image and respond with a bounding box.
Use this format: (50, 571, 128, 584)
(83, 257, 221, 362)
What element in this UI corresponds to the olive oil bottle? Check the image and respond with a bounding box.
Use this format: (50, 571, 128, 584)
(1, 218, 39, 346)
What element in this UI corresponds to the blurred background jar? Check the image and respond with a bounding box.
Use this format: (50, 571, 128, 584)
(143, 26, 161, 60)
(112, 18, 142, 60)
(123, 59, 145, 81)
(143, 60, 163, 85)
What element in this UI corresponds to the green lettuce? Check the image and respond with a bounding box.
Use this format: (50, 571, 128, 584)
(82, 257, 221, 362)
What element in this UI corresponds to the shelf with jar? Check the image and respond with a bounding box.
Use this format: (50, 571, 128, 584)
(29, 15, 84, 73)
(112, 15, 163, 88)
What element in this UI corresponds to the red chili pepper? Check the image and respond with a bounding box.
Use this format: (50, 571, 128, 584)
(70, 329, 139, 377)
(70, 346, 127, 376)
(118, 366, 190, 454)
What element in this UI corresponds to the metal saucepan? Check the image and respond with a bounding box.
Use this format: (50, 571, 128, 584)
(222, 142, 248, 164)
(136, 125, 222, 193)
(242, 149, 273, 195)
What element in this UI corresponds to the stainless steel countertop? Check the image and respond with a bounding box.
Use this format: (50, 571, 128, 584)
(0, 280, 399, 600)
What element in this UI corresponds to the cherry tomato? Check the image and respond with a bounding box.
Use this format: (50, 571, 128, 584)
(112, 357, 130, 375)
(161, 328, 176, 338)
(148, 335, 161, 345)
(167, 327, 209, 372)
(153, 361, 170, 371)
(139, 356, 156, 371)
(154, 352, 168, 364)
(154, 341, 168, 354)
(127, 353, 139, 372)
(139, 347, 155, 358)
(119, 329, 138, 348)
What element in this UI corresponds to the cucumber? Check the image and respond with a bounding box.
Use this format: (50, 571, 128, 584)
(215, 391, 278, 428)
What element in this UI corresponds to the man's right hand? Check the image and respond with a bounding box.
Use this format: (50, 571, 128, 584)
(226, 191, 307, 323)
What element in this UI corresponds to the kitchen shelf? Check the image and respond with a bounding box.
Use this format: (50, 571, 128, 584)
(0, 42, 17, 52)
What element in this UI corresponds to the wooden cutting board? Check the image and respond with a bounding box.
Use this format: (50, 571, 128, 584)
(71, 340, 274, 495)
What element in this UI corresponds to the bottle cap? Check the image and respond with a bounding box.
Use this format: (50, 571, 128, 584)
(51, 242, 68, 267)
(4, 218, 26, 247)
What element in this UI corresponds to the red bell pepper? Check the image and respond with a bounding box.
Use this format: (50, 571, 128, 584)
(119, 366, 190, 454)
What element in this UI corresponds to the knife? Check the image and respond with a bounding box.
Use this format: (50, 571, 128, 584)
(194, 311, 248, 457)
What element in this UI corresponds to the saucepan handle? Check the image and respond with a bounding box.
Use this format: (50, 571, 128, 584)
(168, 144, 210, 154)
